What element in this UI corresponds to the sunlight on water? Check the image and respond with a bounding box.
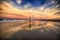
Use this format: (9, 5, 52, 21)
(0, 20, 60, 38)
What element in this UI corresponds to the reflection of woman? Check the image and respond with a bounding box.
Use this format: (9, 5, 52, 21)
(29, 17, 31, 28)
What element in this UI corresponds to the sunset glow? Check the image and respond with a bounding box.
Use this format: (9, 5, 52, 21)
(0, 1, 60, 19)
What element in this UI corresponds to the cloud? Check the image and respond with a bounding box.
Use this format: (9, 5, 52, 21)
(16, 0, 22, 5)
(0, 0, 60, 19)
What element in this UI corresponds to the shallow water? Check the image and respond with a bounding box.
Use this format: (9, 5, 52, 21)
(0, 20, 60, 40)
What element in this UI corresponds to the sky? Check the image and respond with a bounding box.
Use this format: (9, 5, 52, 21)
(3, 0, 59, 8)
(0, 0, 60, 19)
(11, 0, 47, 7)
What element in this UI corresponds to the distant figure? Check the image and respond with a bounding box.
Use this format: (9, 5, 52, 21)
(29, 17, 31, 28)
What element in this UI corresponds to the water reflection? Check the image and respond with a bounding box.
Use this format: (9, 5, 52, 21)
(0, 20, 60, 38)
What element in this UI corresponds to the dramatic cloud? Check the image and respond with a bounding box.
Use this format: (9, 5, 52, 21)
(0, 0, 60, 19)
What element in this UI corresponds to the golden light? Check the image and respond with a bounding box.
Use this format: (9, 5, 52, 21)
(0, 2, 60, 19)
(0, 1, 60, 38)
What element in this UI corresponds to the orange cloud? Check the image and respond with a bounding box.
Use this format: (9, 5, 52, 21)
(0, 2, 60, 20)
